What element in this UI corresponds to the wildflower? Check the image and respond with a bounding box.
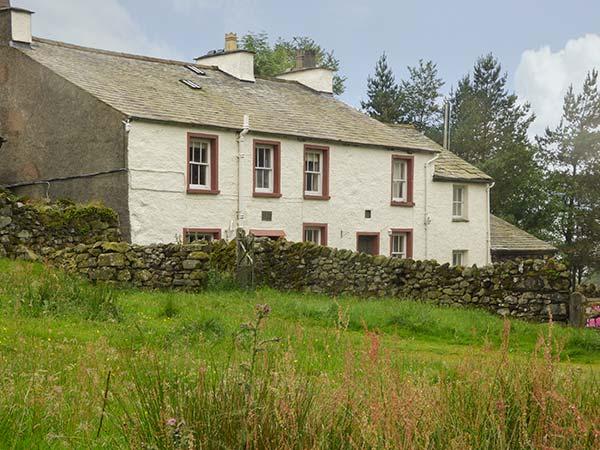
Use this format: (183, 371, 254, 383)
(255, 304, 271, 318)
(166, 418, 177, 427)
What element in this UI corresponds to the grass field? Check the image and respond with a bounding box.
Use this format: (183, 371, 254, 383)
(1, 258, 599, 449)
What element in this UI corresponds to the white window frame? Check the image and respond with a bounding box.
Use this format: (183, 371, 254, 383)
(304, 150, 323, 196)
(452, 185, 467, 219)
(392, 159, 408, 203)
(391, 232, 408, 258)
(304, 227, 322, 245)
(189, 138, 211, 190)
(452, 250, 467, 267)
(255, 144, 274, 193)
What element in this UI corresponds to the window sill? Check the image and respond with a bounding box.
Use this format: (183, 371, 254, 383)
(187, 188, 220, 195)
(304, 194, 330, 201)
(452, 217, 469, 222)
(253, 192, 282, 198)
(391, 201, 415, 207)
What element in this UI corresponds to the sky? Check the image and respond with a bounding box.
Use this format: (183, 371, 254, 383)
(12, 0, 600, 137)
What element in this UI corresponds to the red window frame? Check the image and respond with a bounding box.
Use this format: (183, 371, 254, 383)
(356, 232, 380, 256)
(253, 139, 282, 198)
(183, 228, 222, 243)
(390, 155, 414, 207)
(249, 229, 286, 239)
(389, 228, 413, 259)
(187, 132, 219, 195)
(302, 223, 328, 246)
(303, 144, 330, 200)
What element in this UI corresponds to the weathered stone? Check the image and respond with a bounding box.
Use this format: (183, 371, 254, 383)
(98, 252, 126, 267)
(182, 259, 201, 270)
(101, 242, 130, 253)
(98, 267, 118, 280)
(17, 230, 32, 240)
(188, 251, 209, 261)
(0, 216, 12, 229)
(135, 270, 153, 282)
(117, 270, 132, 282)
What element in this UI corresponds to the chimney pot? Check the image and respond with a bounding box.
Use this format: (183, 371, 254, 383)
(295, 49, 305, 70)
(225, 32, 238, 52)
(0, 1, 10, 10)
(303, 50, 317, 69)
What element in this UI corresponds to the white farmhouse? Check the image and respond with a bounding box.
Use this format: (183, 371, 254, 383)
(0, 2, 555, 265)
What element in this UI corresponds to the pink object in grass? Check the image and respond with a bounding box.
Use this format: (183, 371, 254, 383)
(586, 316, 600, 328)
(166, 418, 177, 427)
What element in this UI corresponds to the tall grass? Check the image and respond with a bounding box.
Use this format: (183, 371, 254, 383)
(0, 260, 119, 321)
(118, 307, 600, 450)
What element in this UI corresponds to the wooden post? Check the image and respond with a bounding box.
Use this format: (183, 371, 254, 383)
(569, 292, 587, 328)
(236, 228, 254, 290)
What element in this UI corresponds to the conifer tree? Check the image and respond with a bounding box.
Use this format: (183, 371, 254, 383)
(537, 70, 600, 283)
(449, 54, 548, 234)
(361, 53, 401, 123)
(398, 59, 444, 135)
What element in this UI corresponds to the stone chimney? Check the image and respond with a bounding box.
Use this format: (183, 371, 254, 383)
(0, 0, 33, 46)
(276, 49, 334, 94)
(224, 32, 238, 52)
(195, 32, 255, 82)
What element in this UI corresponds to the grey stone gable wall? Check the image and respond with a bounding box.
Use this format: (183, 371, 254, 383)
(0, 45, 131, 239)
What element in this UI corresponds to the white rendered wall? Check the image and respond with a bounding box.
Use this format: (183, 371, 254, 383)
(195, 52, 255, 82)
(10, 10, 32, 44)
(276, 68, 334, 93)
(127, 121, 491, 265)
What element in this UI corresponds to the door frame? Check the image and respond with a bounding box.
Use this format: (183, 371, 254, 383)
(356, 232, 380, 256)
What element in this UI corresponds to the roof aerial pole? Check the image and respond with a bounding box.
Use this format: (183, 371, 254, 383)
(443, 101, 451, 150)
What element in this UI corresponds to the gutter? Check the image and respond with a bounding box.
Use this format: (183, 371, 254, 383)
(423, 153, 441, 259)
(236, 115, 250, 231)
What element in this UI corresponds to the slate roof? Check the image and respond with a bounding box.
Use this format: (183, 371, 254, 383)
(433, 149, 493, 183)
(17, 38, 492, 183)
(17, 38, 442, 152)
(490, 215, 557, 254)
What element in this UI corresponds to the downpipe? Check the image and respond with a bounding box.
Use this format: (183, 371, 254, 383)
(423, 152, 441, 259)
(236, 115, 250, 232)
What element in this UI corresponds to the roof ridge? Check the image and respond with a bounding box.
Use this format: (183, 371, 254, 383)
(32, 37, 215, 70)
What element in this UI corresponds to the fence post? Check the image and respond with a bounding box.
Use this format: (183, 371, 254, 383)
(235, 228, 255, 290)
(569, 292, 587, 328)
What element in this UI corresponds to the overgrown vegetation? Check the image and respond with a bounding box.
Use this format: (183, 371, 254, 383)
(0, 259, 119, 321)
(0, 259, 599, 448)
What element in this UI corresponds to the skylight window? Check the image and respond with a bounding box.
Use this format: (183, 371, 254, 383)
(185, 65, 206, 76)
(180, 79, 202, 90)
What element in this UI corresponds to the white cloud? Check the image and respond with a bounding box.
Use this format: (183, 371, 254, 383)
(12, 0, 180, 59)
(515, 33, 600, 137)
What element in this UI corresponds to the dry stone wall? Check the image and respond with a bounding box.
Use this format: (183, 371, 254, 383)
(48, 240, 235, 289)
(253, 240, 570, 322)
(0, 190, 120, 260)
(0, 191, 572, 323)
(47, 238, 571, 323)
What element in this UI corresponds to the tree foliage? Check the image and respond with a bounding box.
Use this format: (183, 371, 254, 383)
(448, 54, 549, 234)
(240, 32, 346, 95)
(537, 70, 600, 283)
(398, 59, 445, 135)
(361, 53, 402, 124)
